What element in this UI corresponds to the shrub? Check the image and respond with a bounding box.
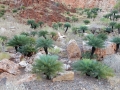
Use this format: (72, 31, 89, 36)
(20, 32, 30, 36)
(52, 23, 59, 30)
(38, 30, 48, 39)
(38, 21, 44, 27)
(18, 44, 37, 57)
(12, 9, 18, 13)
(97, 33, 108, 41)
(64, 22, 71, 33)
(36, 38, 53, 54)
(105, 27, 112, 33)
(83, 20, 90, 25)
(48, 48, 60, 55)
(82, 51, 97, 59)
(7, 35, 35, 52)
(79, 26, 88, 33)
(0, 52, 10, 60)
(50, 32, 56, 38)
(72, 59, 114, 79)
(32, 55, 63, 80)
(72, 27, 78, 34)
(30, 31, 37, 37)
(111, 37, 120, 53)
(27, 20, 39, 29)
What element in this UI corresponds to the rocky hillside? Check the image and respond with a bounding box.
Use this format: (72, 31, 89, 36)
(55, 0, 116, 11)
(0, 0, 74, 25)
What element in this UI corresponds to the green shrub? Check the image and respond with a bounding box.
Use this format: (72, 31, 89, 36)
(12, 9, 18, 13)
(7, 35, 35, 52)
(72, 27, 78, 34)
(36, 38, 53, 54)
(0, 52, 10, 60)
(20, 32, 30, 36)
(27, 20, 39, 29)
(72, 59, 114, 79)
(52, 23, 59, 30)
(83, 20, 90, 25)
(1, 5, 5, 8)
(82, 51, 97, 59)
(97, 33, 108, 41)
(38, 30, 48, 39)
(18, 44, 37, 57)
(32, 55, 63, 80)
(50, 32, 56, 38)
(30, 31, 37, 37)
(48, 48, 60, 55)
(38, 21, 44, 27)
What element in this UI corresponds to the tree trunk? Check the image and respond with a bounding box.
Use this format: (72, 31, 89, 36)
(83, 30, 85, 33)
(115, 44, 119, 53)
(44, 47, 48, 54)
(90, 47, 96, 59)
(15, 46, 18, 52)
(64, 27, 68, 33)
(111, 26, 113, 32)
(118, 29, 120, 34)
(46, 75, 51, 80)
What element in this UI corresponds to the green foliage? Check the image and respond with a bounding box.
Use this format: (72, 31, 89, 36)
(111, 37, 120, 44)
(30, 31, 37, 37)
(50, 32, 56, 38)
(79, 26, 88, 33)
(97, 33, 108, 41)
(36, 38, 53, 54)
(18, 44, 36, 57)
(82, 51, 97, 59)
(48, 48, 60, 55)
(7, 35, 35, 52)
(115, 23, 120, 29)
(57, 22, 63, 28)
(105, 27, 112, 33)
(83, 20, 90, 25)
(87, 35, 104, 48)
(71, 16, 78, 22)
(27, 20, 39, 29)
(1, 5, 5, 8)
(72, 27, 78, 34)
(32, 55, 63, 79)
(38, 30, 48, 39)
(0, 9, 5, 17)
(64, 22, 71, 28)
(52, 23, 59, 30)
(20, 32, 30, 36)
(0, 35, 7, 41)
(72, 59, 114, 79)
(12, 9, 18, 13)
(109, 22, 116, 28)
(38, 21, 44, 27)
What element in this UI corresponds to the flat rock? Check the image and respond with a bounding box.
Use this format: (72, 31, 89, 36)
(52, 71, 74, 82)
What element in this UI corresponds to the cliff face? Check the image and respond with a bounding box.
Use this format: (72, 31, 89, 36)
(54, 0, 116, 10)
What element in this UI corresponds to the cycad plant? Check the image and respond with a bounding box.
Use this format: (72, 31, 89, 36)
(64, 22, 71, 33)
(27, 20, 39, 29)
(97, 33, 108, 41)
(83, 20, 90, 25)
(72, 59, 114, 79)
(115, 23, 120, 34)
(79, 26, 88, 33)
(111, 37, 120, 53)
(36, 38, 53, 54)
(18, 44, 37, 57)
(38, 30, 48, 39)
(7, 35, 34, 52)
(105, 27, 112, 34)
(30, 31, 37, 37)
(87, 35, 104, 59)
(50, 32, 56, 38)
(32, 55, 63, 80)
(109, 22, 116, 32)
(52, 23, 59, 30)
(38, 21, 44, 27)
(20, 32, 30, 36)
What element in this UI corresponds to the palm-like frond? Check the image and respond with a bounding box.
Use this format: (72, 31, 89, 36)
(111, 37, 120, 44)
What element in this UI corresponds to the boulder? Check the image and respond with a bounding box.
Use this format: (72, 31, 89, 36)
(95, 42, 116, 60)
(67, 39, 81, 60)
(17, 74, 36, 84)
(52, 71, 74, 82)
(63, 64, 71, 70)
(0, 59, 20, 75)
(19, 61, 27, 68)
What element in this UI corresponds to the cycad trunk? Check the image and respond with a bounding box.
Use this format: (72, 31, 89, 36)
(83, 30, 85, 33)
(46, 75, 51, 80)
(90, 47, 96, 59)
(65, 27, 68, 33)
(115, 44, 119, 53)
(118, 28, 120, 34)
(44, 47, 48, 54)
(111, 26, 113, 32)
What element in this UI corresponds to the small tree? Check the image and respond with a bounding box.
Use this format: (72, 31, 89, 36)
(52, 23, 59, 30)
(83, 20, 90, 25)
(79, 26, 88, 33)
(109, 22, 116, 32)
(27, 20, 39, 29)
(38, 30, 48, 39)
(50, 32, 56, 38)
(36, 38, 53, 54)
(64, 22, 71, 33)
(112, 10, 118, 16)
(87, 35, 104, 59)
(32, 55, 63, 80)
(38, 21, 44, 27)
(115, 23, 120, 34)
(111, 37, 120, 53)
(30, 31, 37, 37)
(97, 33, 108, 41)
(105, 27, 112, 34)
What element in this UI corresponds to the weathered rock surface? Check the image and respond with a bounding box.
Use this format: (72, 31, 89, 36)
(67, 39, 81, 60)
(0, 59, 20, 75)
(55, 0, 116, 10)
(52, 71, 74, 82)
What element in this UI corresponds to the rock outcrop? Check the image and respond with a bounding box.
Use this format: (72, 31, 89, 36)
(55, 0, 116, 10)
(67, 39, 81, 60)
